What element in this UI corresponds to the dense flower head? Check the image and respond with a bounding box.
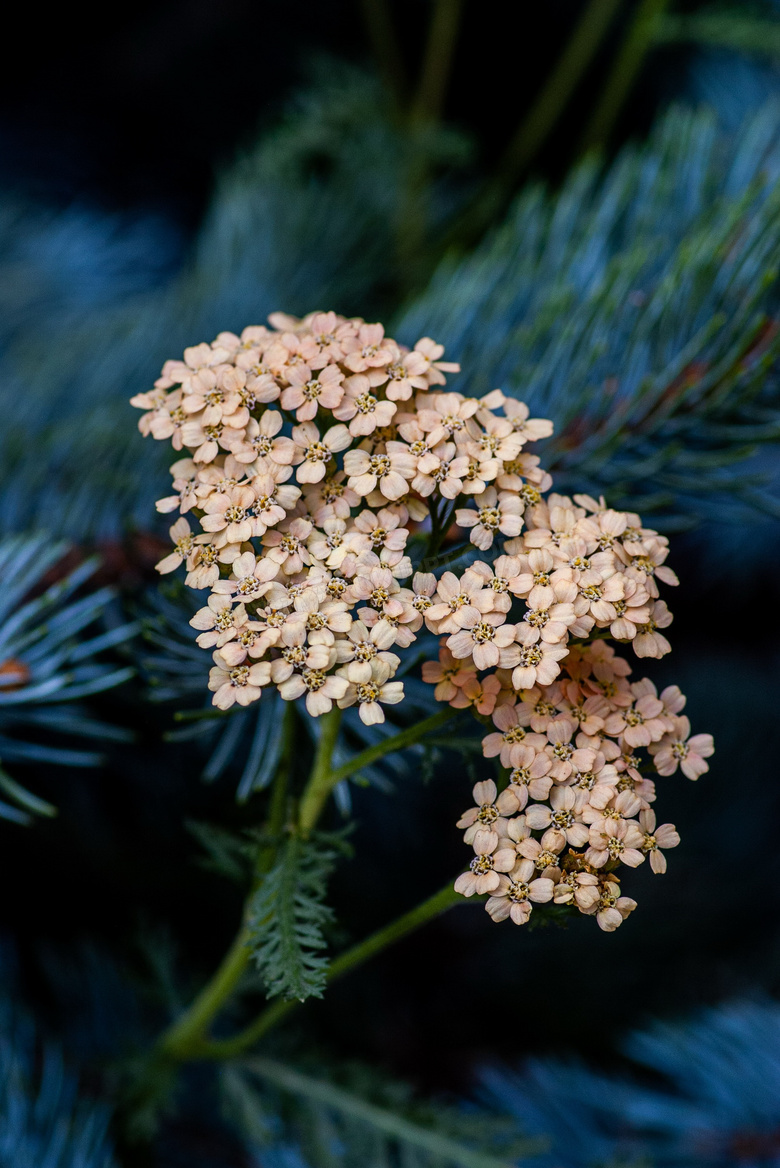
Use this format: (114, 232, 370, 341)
(443, 640, 711, 931)
(132, 309, 711, 931)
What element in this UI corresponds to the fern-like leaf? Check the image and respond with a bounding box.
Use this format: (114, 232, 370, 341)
(221, 1056, 536, 1168)
(247, 833, 344, 1002)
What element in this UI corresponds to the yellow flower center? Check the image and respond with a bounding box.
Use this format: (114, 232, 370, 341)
(472, 622, 496, 644)
(478, 506, 501, 529)
(525, 609, 548, 628)
(551, 810, 574, 830)
(369, 454, 391, 478)
(503, 726, 526, 744)
(572, 771, 595, 790)
(355, 393, 376, 414)
(322, 479, 345, 501)
(535, 850, 558, 869)
(305, 441, 330, 463)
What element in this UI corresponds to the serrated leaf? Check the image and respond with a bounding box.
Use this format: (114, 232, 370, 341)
(247, 832, 344, 1002)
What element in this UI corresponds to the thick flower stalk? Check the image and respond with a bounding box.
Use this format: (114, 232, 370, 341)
(132, 309, 712, 935)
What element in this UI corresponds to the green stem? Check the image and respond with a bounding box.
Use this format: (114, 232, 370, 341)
(297, 705, 344, 836)
(500, 0, 624, 175)
(157, 928, 251, 1061)
(440, 0, 624, 252)
(578, 0, 671, 154)
(410, 0, 463, 126)
(326, 707, 457, 787)
(359, 0, 408, 111)
(255, 703, 295, 873)
(395, 1, 464, 295)
(239, 1056, 519, 1168)
(156, 707, 296, 1061)
(198, 881, 463, 1060)
(152, 708, 459, 1065)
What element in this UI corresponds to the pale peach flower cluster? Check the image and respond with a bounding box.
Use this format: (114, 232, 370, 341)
(131, 311, 557, 723)
(436, 641, 713, 930)
(131, 310, 710, 933)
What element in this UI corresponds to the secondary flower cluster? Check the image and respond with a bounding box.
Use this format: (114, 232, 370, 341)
(432, 640, 713, 930)
(132, 309, 711, 933)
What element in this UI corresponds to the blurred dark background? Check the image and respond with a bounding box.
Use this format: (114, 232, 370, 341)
(0, 1, 667, 220)
(2, 2, 780, 1166)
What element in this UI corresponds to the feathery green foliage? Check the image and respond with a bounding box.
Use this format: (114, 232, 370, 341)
(222, 1056, 535, 1168)
(0, 1002, 117, 1167)
(0, 533, 134, 823)
(398, 102, 780, 525)
(657, 8, 780, 59)
(5, 78, 780, 539)
(141, 583, 291, 798)
(247, 832, 347, 1003)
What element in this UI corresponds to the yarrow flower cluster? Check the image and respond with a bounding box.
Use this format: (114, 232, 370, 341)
(132, 309, 712, 932)
(444, 643, 712, 930)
